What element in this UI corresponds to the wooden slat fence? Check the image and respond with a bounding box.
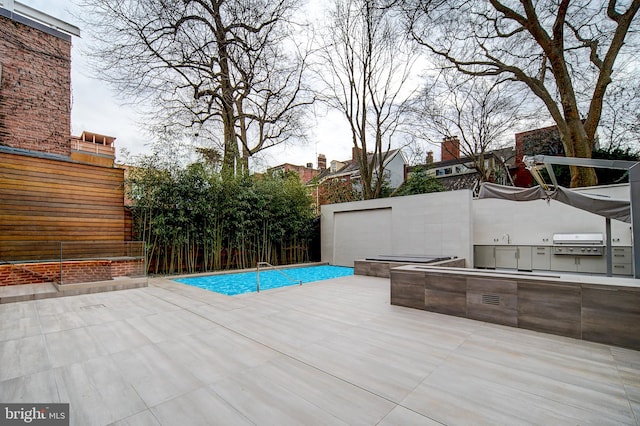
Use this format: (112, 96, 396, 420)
(0, 150, 127, 260)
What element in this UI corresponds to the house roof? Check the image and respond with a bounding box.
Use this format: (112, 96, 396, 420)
(317, 148, 404, 183)
(436, 172, 482, 191)
(407, 147, 516, 192)
(421, 147, 515, 170)
(0, 1, 80, 40)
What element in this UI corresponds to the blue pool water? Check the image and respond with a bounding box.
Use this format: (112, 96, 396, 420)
(174, 265, 354, 296)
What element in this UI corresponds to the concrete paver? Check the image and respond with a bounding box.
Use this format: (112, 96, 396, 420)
(1, 274, 639, 425)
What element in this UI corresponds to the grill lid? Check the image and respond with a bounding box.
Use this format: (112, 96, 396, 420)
(552, 233, 603, 245)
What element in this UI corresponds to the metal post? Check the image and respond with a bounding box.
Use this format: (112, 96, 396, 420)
(144, 243, 148, 281)
(59, 241, 63, 285)
(631, 163, 640, 279)
(256, 262, 260, 293)
(606, 217, 612, 277)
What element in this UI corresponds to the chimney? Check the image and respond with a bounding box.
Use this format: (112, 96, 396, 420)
(426, 151, 434, 165)
(352, 146, 363, 162)
(442, 136, 460, 161)
(317, 154, 326, 170)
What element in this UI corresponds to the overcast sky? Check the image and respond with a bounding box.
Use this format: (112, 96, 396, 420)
(17, 0, 360, 170)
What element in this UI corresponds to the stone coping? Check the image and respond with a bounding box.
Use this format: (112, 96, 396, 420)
(0, 276, 148, 304)
(169, 262, 328, 280)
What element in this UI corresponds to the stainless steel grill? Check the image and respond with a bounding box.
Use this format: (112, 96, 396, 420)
(552, 233, 604, 256)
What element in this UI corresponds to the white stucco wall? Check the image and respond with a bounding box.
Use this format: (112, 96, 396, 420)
(473, 183, 633, 246)
(321, 190, 473, 267)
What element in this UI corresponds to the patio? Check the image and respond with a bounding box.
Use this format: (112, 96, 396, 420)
(1, 275, 639, 425)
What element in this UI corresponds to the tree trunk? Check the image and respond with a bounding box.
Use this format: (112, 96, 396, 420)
(562, 117, 598, 187)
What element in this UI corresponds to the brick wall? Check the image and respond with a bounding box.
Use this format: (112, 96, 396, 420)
(0, 264, 49, 286)
(0, 259, 145, 286)
(110, 258, 145, 277)
(0, 14, 72, 156)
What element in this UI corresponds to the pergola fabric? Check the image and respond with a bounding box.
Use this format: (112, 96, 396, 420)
(478, 182, 631, 223)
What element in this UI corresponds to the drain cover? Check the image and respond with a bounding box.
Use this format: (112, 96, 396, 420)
(79, 304, 106, 310)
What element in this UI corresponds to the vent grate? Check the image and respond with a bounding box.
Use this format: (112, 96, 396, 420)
(482, 294, 500, 306)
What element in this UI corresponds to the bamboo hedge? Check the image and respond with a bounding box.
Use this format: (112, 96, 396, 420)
(127, 162, 316, 275)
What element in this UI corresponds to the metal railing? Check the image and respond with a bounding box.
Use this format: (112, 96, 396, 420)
(0, 241, 146, 285)
(256, 262, 302, 293)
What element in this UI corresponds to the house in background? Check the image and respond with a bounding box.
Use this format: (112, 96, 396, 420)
(267, 148, 407, 211)
(313, 147, 407, 207)
(515, 123, 566, 164)
(266, 155, 323, 183)
(338, 147, 406, 188)
(408, 136, 515, 192)
(512, 123, 604, 187)
(409, 124, 594, 192)
(0, 1, 142, 285)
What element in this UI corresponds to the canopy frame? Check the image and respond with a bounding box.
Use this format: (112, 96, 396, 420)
(523, 155, 639, 279)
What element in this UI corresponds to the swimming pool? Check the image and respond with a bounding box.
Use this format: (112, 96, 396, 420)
(174, 265, 354, 296)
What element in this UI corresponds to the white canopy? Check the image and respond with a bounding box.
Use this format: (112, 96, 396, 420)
(478, 182, 631, 223)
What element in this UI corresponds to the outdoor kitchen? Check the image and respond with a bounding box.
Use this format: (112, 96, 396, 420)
(325, 157, 639, 349)
(390, 157, 640, 350)
(474, 232, 633, 276)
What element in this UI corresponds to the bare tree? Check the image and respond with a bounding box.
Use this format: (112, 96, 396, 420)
(78, 0, 314, 177)
(412, 71, 535, 181)
(405, 0, 640, 187)
(598, 82, 640, 150)
(316, 0, 417, 199)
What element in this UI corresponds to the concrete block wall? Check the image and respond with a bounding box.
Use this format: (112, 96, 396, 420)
(0, 14, 72, 156)
(321, 190, 473, 267)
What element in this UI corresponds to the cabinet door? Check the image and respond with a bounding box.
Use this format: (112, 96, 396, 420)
(612, 263, 633, 276)
(550, 255, 578, 272)
(611, 247, 632, 263)
(495, 246, 518, 269)
(577, 256, 606, 274)
(532, 247, 551, 270)
(473, 246, 495, 269)
(610, 247, 632, 276)
(517, 246, 532, 271)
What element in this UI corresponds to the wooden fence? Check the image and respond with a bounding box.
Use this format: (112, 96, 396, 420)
(0, 150, 126, 260)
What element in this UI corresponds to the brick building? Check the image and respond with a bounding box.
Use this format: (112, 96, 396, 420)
(514, 124, 565, 165)
(0, 2, 143, 285)
(267, 161, 321, 183)
(0, 2, 77, 156)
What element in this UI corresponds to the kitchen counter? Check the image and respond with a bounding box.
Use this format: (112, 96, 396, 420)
(473, 244, 633, 276)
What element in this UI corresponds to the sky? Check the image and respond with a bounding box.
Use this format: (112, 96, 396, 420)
(16, 0, 359, 171)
